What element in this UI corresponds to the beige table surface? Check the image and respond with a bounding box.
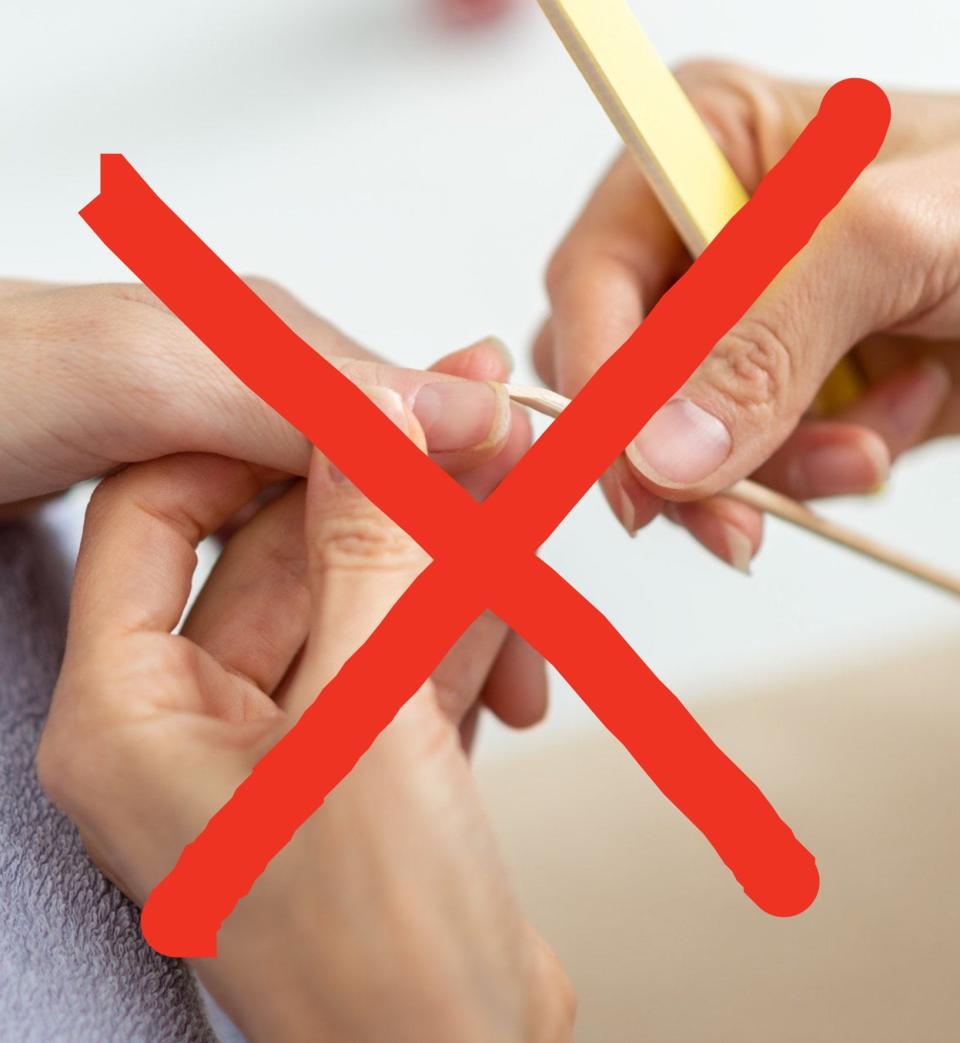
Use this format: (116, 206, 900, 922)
(477, 633, 960, 1042)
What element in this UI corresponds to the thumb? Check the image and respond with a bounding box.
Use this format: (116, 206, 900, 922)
(280, 387, 429, 719)
(625, 187, 898, 499)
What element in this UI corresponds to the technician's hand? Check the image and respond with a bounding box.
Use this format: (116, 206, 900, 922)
(36, 398, 572, 1043)
(0, 278, 517, 509)
(541, 62, 960, 570)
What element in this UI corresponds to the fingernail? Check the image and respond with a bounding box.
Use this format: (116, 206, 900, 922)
(627, 400, 732, 487)
(600, 463, 637, 535)
(485, 337, 515, 376)
(412, 381, 508, 453)
(601, 460, 662, 538)
(330, 387, 407, 483)
(790, 436, 890, 498)
(722, 523, 754, 576)
(616, 484, 638, 536)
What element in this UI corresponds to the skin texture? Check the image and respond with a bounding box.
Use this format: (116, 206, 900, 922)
(540, 62, 960, 570)
(36, 411, 575, 1043)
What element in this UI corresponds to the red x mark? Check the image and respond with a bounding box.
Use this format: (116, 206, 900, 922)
(81, 79, 889, 958)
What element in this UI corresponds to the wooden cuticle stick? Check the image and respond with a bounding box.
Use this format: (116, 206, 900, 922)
(505, 383, 960, 600)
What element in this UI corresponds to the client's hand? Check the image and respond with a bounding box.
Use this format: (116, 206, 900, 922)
(0, 277, 515, 510)
(36, 393, 574, 1043)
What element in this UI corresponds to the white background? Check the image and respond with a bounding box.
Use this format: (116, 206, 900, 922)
(3, 0, 958, 759)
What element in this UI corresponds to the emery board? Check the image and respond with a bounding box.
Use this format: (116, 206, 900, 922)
(538, 0, 747, 254)
(537, 0, 862, 412)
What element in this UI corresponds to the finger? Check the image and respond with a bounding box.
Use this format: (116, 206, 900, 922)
(242, 276, 376, 362)
(108, 286, 514, 485)
(456, 403, 532, 502)
(834, 359, 951, 459)
(598, 456, 663, 537)
(0, 493, 61, 519)
(280, 390, 437, 718)
(751, 361, 950, 500)
(751, 421, 890, 500)
(429, 336, 515, 382)
(336, 358, 513, 473)
(68, 456, 274, 648)
(459, 702, 482, 756)
(427, 402, 534, 723)
(664, 496, 764, 575)
(215, 480, 294, 543)
(480, 632, 548, 730)
(546, 151, 685, 398)
(532, 319, 556, 387)
(283, 384, 529, 726)
(429, 611, 511, 723)
(624, 172, 909, 502)
(180, 483, 311, 695)
(0, 278, 63, 300)
(546, 153, 685, 535)
(218, 333, 523, 535)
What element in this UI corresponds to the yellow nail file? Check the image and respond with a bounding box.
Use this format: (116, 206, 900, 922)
(537, 0, 862, 414)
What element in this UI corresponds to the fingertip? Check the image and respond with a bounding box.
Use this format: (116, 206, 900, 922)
(599, 461, 661, 537)
(788, 427, 890, 499)
(429, 337, 515, 382)
(481, 633, 549, 730)
(666, 497, 764, 575)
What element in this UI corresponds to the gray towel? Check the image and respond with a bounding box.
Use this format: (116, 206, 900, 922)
(0, 515, 229, 1043)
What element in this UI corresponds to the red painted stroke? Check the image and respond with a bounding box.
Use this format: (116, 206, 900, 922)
(80, 79, 890, 957)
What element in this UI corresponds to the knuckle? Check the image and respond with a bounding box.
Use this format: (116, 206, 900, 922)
(312, 505, 425, 576)
(705, 315, 795, 420)
(843, 170, 947, 315)
(845, 173, 912, 250)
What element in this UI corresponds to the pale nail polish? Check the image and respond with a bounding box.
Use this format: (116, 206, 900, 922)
(413, 381, 507, 453)
(485, 337, 515, 376)
(616, 484, 639, 536)
(627, 400, 732, 487)
(723, 524, 754, 576)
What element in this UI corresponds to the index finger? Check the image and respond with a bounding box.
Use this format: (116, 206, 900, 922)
(546, 151, 685, 397)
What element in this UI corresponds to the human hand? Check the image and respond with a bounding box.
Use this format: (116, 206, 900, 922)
(36, 398, 573, 1042)
(540, 62, 959, 571)
(0, 277, 516, 508)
